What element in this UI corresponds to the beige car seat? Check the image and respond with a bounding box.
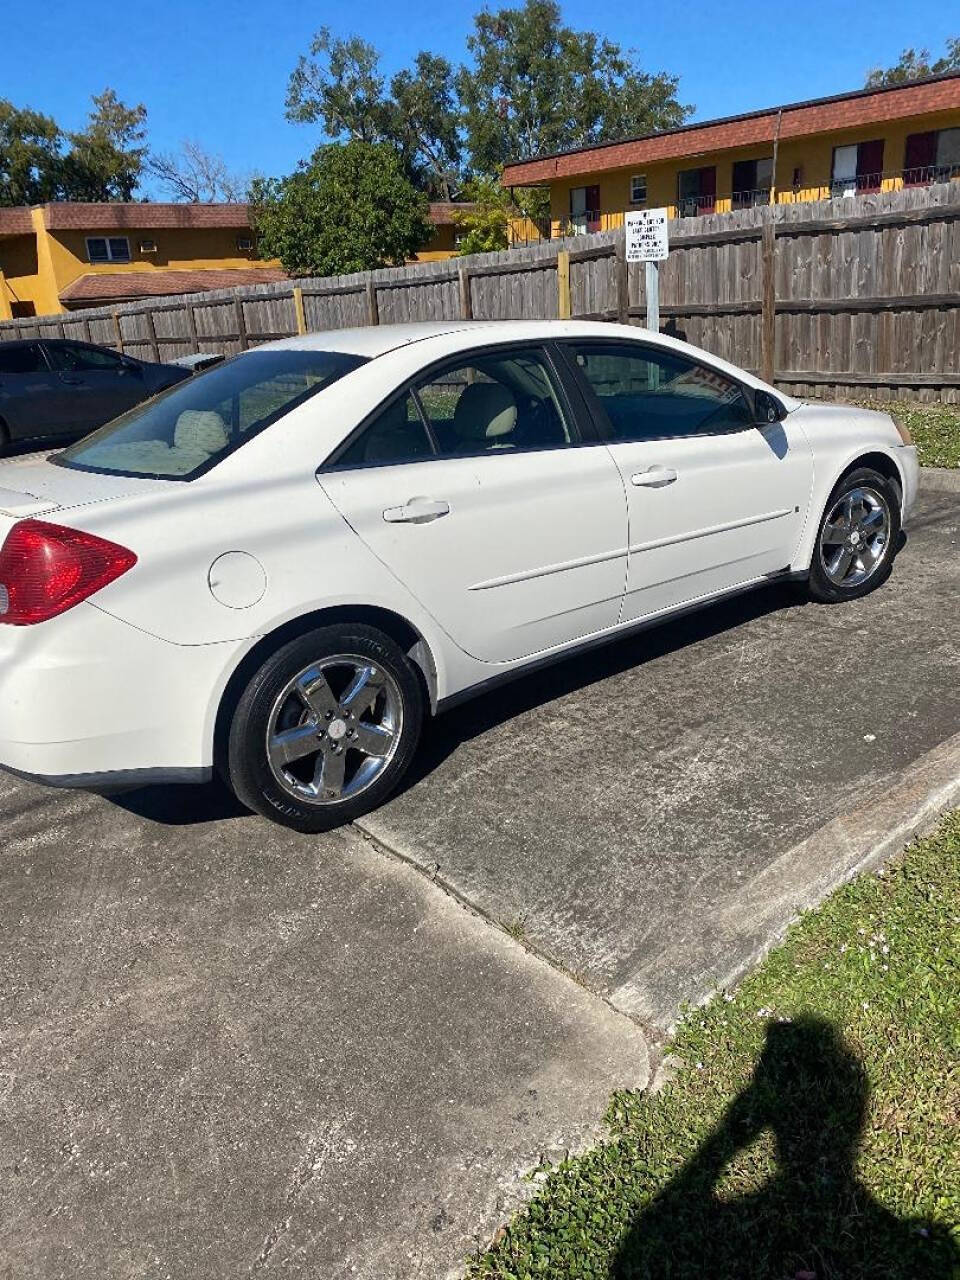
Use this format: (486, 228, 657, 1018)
(452, 382, 517, 450)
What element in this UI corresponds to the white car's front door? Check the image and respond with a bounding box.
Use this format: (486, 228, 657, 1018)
(318, 345, 628, 664)
(564, 340, 814, 624)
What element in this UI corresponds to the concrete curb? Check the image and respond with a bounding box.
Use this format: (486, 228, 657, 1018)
(920, 467, 960, 493)
(611, 728, 960, 1029)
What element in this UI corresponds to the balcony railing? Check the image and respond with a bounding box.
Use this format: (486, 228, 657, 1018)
(507, 166, 960, 246)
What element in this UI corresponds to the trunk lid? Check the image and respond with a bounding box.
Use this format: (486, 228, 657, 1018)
(0, 450, 172, 538)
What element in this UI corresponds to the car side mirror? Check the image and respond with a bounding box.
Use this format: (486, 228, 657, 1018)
(754, 390, 785, 425)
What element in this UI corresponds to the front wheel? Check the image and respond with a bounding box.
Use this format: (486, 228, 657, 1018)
(226, 624, 424, 832)
(807, 467, 901, 603)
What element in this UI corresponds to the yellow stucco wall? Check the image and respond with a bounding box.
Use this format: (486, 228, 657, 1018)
(0, 231, 46, 319)
(511, 107, 960, 239)
(411, 222, 459, 261)
(0, 210, 278, 320)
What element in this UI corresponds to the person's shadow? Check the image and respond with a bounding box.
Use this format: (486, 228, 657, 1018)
(615, 1017, 957, 1279)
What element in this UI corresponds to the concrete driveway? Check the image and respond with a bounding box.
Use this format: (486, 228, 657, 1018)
(1, 486, 958, 1278)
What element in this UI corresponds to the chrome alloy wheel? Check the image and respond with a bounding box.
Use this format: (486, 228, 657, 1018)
(265, 656, 403, 805)
(819, 485, 891, 588)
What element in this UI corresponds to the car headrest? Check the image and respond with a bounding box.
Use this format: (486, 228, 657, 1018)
(173, 410, 229, 456)
(452, 382, 517, 442)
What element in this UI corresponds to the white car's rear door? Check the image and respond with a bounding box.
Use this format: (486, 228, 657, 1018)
(563, 340, 813, 623)
(317, 344, 628, 664)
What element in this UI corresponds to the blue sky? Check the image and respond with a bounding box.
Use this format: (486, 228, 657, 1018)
(5, 0, 956, 193)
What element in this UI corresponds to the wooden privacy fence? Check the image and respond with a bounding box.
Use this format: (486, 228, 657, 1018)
(2, 182, 959, 402)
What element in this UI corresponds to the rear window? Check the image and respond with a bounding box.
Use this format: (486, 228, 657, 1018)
(54, 349, 367, 480)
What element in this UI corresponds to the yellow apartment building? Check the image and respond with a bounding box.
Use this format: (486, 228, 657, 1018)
(501, 72, 960, 238)
(0, 200, 475, 321)
(412, 202, 475, 260)
(0, 203, 288, 320)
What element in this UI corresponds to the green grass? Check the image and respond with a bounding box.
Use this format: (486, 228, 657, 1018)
(468, 813, 960, 1280)
(844, 399, 960, 469)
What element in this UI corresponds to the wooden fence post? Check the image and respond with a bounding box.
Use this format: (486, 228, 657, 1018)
(235, 299, 249, 350)
(458, 266, 473, 320)
(185, 301, 200, 352)
(557, 250, 571, 319)
(112, 310, 124, 354)
(144, 309, 161, 362)
(615, 236, 630, 324)
(293, 286, 307, 335)
(761, 216, 777, 385)
(365, 280, 379, 326)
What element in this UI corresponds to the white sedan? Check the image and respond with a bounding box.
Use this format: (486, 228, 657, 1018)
(0, 321, 918, 830)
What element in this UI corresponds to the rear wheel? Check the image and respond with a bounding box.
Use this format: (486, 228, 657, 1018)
(226, 624, 424, 832)
(808, 467, 900, 603)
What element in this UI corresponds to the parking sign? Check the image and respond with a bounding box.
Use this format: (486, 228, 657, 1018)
(624, 208, 669, 263)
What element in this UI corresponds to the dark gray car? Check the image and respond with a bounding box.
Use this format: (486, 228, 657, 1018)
(0, 338, 190, 451)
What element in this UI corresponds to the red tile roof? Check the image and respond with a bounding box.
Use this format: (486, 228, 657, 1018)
(501, 72, 960, 186)
(427, 201, 476, 225)
(43, 203, 254, 231)
(0, 207, 34, 237)
(60, 266, 287, 305)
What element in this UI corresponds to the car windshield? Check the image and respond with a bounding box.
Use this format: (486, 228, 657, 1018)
(54, 349, 368, 480)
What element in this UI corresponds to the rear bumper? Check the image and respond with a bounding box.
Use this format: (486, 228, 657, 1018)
(0, 603, 244, 784)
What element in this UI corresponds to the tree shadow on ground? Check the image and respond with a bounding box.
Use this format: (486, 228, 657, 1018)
(614, 1016, 957, 1280)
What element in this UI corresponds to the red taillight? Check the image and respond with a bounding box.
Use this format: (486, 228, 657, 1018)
(0, 520, 137, 626)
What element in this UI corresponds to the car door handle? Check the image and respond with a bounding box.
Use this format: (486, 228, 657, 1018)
(382, 497, 451, 524)
(59, 375, 82, 386)
(631, 467, 678, 488)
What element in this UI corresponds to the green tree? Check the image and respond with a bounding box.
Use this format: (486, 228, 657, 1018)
(453, 176, 547, 254)
(286, 29, 389, 142)
(61, 89, 148, 201)
(387, 53, 462, 200)
(456, 0, 690, 173)
(0, 100, 62, 205)
(249, 140, 432, 275)
(865, 37, 960, 87)
(286, 31, 462, 198)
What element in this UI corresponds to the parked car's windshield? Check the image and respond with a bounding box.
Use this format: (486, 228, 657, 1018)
(54, 349, 368, 480)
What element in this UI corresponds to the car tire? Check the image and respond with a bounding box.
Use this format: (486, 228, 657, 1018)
(808, 466, 901, 604)
(226, 624, 424, 832)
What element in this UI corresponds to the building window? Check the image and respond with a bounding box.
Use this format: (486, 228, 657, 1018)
(904, 128, 960, 185)
(630, 174, 647, 205)
(731, 157, 773, 207)
(86, 236, 131, 264)
(831, 140, 884, 196)
(677, 166, 716, 217)
(236, 236, 254, 252)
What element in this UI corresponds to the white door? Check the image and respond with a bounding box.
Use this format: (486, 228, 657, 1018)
(318, 346, 628, 663)
(564, 340, 813, 624)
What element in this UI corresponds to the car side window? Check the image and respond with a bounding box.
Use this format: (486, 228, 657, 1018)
(46, 342, 125, 373)
(0, 343, 46, 375)
(570, 342, 754, 442)
(413, 348, 573, 456)
(335, 392, 435, 469)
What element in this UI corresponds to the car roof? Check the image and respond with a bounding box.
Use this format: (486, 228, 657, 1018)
(263, 320, 798, 405)
(268, 319, 685, 359)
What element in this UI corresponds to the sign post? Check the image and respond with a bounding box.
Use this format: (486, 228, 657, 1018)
(624, 208, 669, 332)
